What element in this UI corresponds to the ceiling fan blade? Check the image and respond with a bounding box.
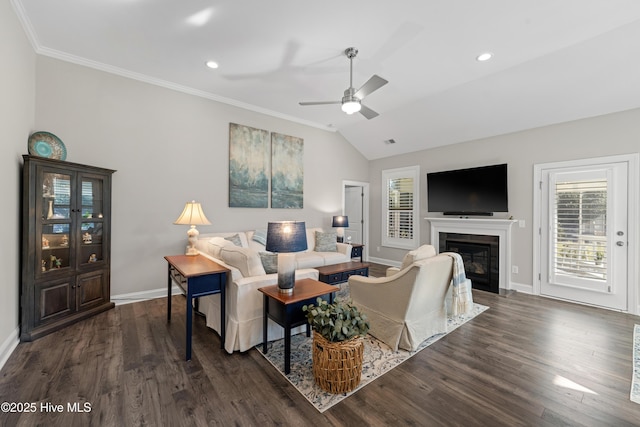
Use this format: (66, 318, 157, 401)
(359, 105, 379, 120)
(354, 75, 388, 99)
(299, 101, 341, 106)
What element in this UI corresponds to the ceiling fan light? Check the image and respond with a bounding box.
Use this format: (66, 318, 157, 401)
(342, 100, 361, 115)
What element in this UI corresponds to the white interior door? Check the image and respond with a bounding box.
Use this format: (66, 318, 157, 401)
(344, 186, 363, 244)
(539, 161, 628, 310)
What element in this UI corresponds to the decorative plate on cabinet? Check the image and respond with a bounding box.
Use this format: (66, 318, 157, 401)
(28, 131, 67, 160)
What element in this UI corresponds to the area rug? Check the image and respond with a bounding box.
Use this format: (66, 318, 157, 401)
(632, 324, 640, 404)
(256, 298, 488, 412)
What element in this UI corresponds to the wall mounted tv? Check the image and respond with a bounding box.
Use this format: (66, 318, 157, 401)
(427, 163, 508, 216)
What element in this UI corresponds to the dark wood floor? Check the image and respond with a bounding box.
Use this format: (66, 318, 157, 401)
(2, 265, 639, 426)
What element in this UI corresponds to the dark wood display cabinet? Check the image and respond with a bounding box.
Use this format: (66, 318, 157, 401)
(20, 155, 116, 341)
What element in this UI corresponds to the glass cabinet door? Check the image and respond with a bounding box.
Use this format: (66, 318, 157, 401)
(79, 175, 106, 267)
(40, 172, 72, 274)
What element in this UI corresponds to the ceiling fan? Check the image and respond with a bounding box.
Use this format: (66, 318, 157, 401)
(299, 47, 388, 119)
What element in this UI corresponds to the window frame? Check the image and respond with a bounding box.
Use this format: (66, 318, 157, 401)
(382, 165, 420, 250)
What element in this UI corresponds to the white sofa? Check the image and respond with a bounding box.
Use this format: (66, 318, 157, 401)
(193, 228, 352, 353)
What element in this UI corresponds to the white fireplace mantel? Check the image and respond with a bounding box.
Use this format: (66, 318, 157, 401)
(426, 217, 517, 290)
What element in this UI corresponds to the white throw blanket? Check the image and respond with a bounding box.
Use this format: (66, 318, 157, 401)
(443, 252, 474, 316)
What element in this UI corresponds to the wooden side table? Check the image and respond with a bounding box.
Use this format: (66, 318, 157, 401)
(165, 255, 229, 361)
(351, 243, 364, 261)
(258, 278, 336, 374)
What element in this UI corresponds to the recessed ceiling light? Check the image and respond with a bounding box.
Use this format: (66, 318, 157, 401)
(476, 52, 493, 62)
(187, 8, 214, 27)
(205, 61, 219, 69)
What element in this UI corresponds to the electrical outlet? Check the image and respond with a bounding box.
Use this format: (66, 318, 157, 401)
(376, 246, 381, 252)
(519, 220, 526, 228)
(512, 265, 519, 274)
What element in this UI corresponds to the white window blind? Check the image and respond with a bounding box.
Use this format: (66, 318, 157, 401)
(553, 179, 607, 280)
(382, 166, 420, 249)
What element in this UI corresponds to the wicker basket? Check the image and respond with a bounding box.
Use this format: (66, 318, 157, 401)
(312, 333, 364, 394)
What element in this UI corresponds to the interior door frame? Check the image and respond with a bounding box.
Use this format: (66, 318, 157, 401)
(342, 180, 370, 261)
(532, 153, 639, 315)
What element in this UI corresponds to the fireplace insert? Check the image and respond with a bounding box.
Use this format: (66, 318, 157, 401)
(445, 236, 499, 293)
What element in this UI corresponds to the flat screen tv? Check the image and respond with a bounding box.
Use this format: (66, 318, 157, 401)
(427, 163, 508, 216)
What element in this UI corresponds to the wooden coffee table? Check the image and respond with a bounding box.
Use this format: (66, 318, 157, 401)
(258, 278, 336, 374)
(316, 261, 370, 285)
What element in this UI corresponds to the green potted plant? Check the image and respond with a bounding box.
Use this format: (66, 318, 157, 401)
(303, 297, 370, 393)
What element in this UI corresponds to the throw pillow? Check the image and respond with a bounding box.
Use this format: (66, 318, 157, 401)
(220, 246, 266, 277)
(259, 252, 278, 274)
(224, 233, 243, 247)
(252, 229, 267, 246)
(314, 231, 337, 252)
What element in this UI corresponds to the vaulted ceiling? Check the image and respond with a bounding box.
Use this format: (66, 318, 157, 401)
(13, 0, 640, 159)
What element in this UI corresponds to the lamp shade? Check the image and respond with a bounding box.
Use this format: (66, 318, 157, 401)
(174, 201, 211, 256)
(332, 215, 349, 228)
(265, 221, 307, 253)
(173, 201, 211, 226)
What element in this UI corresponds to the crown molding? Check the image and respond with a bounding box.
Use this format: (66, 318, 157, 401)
(36, 47, 336, 132)
(11, 0, 335, 133)
(10, 0, 40, 51)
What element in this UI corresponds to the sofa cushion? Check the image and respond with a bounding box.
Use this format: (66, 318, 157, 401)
(400, 245, 437, 270)
(220, 246, 266, 277)
(314, 231, 337, 252)
(252, 229, 267, 246)
(318, 251, 349, 265)
(209, 237, 235, 258)
(224, 233, 243, 247)
(258, 252, 278, 274)
(245, 231, 266, 252)
(295, 252, 325, 269)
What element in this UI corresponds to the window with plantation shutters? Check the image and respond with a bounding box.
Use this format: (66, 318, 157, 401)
(553, 178, 608, 280)
(382, 166, 420, 249)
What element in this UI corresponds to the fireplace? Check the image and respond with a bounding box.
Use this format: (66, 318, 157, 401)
(443, 235, 499, 293)
(427, 217, 516, 292)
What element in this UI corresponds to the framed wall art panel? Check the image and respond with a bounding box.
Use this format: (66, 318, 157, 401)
(271, 132, 304, 209)
(229, 123, 270, 208)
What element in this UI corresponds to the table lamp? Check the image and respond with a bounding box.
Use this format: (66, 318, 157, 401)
(174, 200, 211, 255)
(332, 215, 349, 243)
(265, 221, 307, 293)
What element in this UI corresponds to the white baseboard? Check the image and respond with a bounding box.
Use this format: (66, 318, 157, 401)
(510, 281, 533, 294)
(366, 256, 401, 268)
(0, 327, 20, 372)
(112, 285, 182, 306)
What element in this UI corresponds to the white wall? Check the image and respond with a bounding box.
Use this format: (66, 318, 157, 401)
(34, 56, 369, 298)
(0, 0, 36, 364)
(369, 108, 640, 310)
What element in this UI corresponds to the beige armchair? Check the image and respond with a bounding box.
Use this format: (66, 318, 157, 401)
(348, 246, 454, 351)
